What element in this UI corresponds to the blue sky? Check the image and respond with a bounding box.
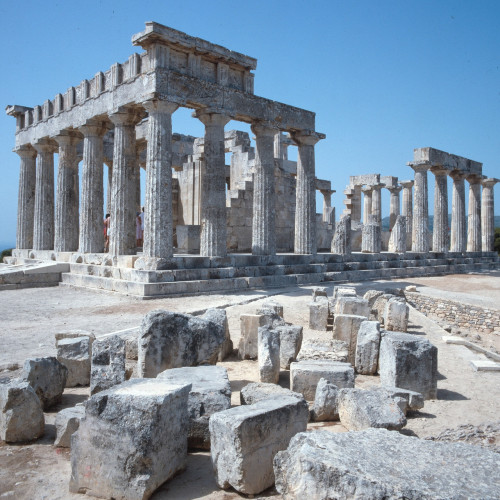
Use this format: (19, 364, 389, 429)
(1, 0, 499, 249)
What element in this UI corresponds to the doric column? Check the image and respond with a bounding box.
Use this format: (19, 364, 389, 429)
(481, 178, 499, 252)
(371, 184, 383, 225)
(79, 120, 107, 253)
(400, 180, 414, 235)
(15, 145, 37, 249)
(195, 110, 231, 257)
(466, 175, 482, 252)
(33, 139, 57, 250)
(361, 215, 381, 253)
(351, 185, 362, 223)
(109, 108, 142, 256)
(321, 189, 335, 225)
(54, 132, 80, 252)
(449, 171, 467, 252)
(387, 186, 401, 230)
(251, 123, 276, 255)
(105, 162, 113, 216)
(431, 167, 448, 253)
(291, 131, 322, 254)
(141, 100, 178, 265)
(410, 164, 430, 252)
(362, 186, 373, 225)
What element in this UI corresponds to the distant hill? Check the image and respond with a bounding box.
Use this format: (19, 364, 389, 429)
(381, 215, 500, 231)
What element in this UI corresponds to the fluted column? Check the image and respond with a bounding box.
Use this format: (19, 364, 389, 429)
(105, 162, 113, 216)
(141, 100, 178, 265)
(321, 189, 335, 224)
(54, 132, 80, 252)
(481, 178, 499, 251)
(195, 110, 231, 257)
(449, 171, 466, 252)
(292, 131, 322, 254)
(400, 180, 414, 236)
(362, 186, 373, 225)
(466, 175, 482, 252)
(410, 164, 430, 252)
(431, 167, 448, 253)
(371, 184, 383, 225)
(251, 123, 276, 255)
(15, 145, 37, 249)
(109, 109, 142, 256)
(33, 139, 57, 250)
(79, 120, 107, 253)
(387, 186, 401, 230)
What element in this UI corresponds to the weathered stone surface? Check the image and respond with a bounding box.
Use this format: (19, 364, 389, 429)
(333, 286, 356, 301)
(274, 428, 500, 499)
(363, 289, 384, 310)
(373, 386, 424, 413)
(138, 310, 226, 377)
(55, 331, 96, 344)
(90, 335, 126, 395)
(22, 357, 68, 409)
(309, 296, 329, 330)
(361, 215, 381, 253)
(372, 293, 393, 324)
(57, 337, 91, 387)
(334, 296, 370, 318)
(256, 299, 284, 318)
(201, 308, 233, 361)
(0, 380, 44, 443)
(388, 214, 407, 253)
(210, 395, 309, 495)
(333, 314, 365, 364)
(379, 332, 438, 399)
(240, 382, 304, 405)
(296, 339, 348, 363)
(355, 320, 381, 375)
(54, 405, 85, 447)
(275, 324, 303, 369)
(258, 326, 281, 384)
(311, 286, 328, 300)
(384, 298, 409, 332)
(338, 388, 407, 431)
(70, 379, 191, 500)
(239, 312, 284, 360)
(290, 360, 354, 401)
(331, 214, 351, 254)
(157, 365, 231, 450)
(312, 378, 339, 422)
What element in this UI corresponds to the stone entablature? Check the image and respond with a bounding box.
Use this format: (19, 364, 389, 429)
(411, 147, 482, 174)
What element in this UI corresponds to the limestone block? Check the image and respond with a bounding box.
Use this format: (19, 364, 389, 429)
(55, 331, 95, 345)
(258, 326, 280, 384)
(290, 361, 355, 401)
(363, 289, 384, 309)
(338, 388, 407, 431)
(138, 310, 227, 377)
(239, 312, 284, 360)
(209, 395, 309, 495)
(256, 299, 284, 318)
(54, 405, 85, 447)
(311, 286, 328, 300)
(312, 378, 339, 422)
(334, 296, 370, 318)
(201, 308, 233, 361)
(373, 386, 424, 414)
(90, 335, 126, 395)
(333, 314, 366, 364)
(70, 379, 191, 500)
(333, 286, 356, 301)
(176, 224, 200, 253)
(57, 336, 91, 387)
(157, 366, 231, 450)
(355, 320, 381, 375)
(372, 293, 393, 324)
(274, 429, 500, 499)
(296, 339, 348, 363)
(22, 357, 68, 409)
(309, 296, 329, 331)
(240, 382, 305, 405)
(275, 324, 303, 369)
(331, 214, 351, 254)
(0, 380, 44, 443)
(384, 298, 409, 332)
(379, 332, 438, 399)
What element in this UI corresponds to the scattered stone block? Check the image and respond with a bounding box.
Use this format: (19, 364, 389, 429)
(379, 332, 438, 399)
(290, 360, 354, 401)
(258, 326, 280, 384)
(338, 388, 407, 431)
(54, 405, 85, 447)
(70, 379, 191, 500)
(372, 293, 393, 325)
(373, 386, 424, 413)
(157, 365, 231, 450)
(405, 285, 417, 292)
(309, 296, 329, 331)
(21, 357, 68, 409)
(0, 380, 44, 443)
(240, 382, 304, 405)
(256, 299, 284, 318)
(90, 335, 126, 395)
(274, 429, 500, 499)
(331, 214, 351, 254)
(312, 378, 339, 421)
(57, 337, 91, 387)
(239, 312, 284, 360)
(311, 287, 328, 300)
(275, 324, 303, 369)
(333, 314, 366, 364)
(210, 395, 309, 495)
(384, 298, 409, 332)
(55, 331, 95, 345)
(355, 320, 381, 375)
(138, 310, 227, 377)
(201, 308, 233, 361)
(296, 339, 348, 362)
(334, 296, 370, 318)
(333, 286, 356, 301)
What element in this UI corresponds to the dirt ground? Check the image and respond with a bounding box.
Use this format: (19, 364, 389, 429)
(0, 272, 499, 499)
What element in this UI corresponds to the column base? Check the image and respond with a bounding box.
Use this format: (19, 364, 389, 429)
(134, 256, 172, 270)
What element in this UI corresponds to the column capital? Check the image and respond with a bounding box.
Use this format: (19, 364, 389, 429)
(430, 166, 449, 176)
(142, 99, 179, 115)
(53, 129, 82, 147)
(361, 185, 374, 194)
(33, 138, 58, 154)
(449, 170, 467, 181)
(79, 119, 109, 137)
(109, 107, 144, 127)
(14, 144, 37, 159)
(250, 122, 277, 138)
(291, 129, 325, 146)
(370, 183, 384, 192)
(481, 177, 499, 188)
(387, 186, 402, 194)
(194, 108, 231, 127)
(399, 179, 414, 188)
(408, 162, 430, 172)
(466, 173, 483, 184)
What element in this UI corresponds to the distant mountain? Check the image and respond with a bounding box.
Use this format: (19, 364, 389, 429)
(381, 215, 500, 231)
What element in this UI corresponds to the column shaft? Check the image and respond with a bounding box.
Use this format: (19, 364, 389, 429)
(450, 172, 466, 252)
(467, 178, 481, 252)
(481, 179, 498, 251)
(411, 165, 430, 252)
(432, 170, 448, 252)
(15, 146, 37, 249)
(388, 187, 401, 230)
(371, 186, 382, 225)
(400, 181, 413, 236)
(362, 188, 373, 225)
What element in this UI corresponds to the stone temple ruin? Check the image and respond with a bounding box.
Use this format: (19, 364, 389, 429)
(3, 21, 499, 297)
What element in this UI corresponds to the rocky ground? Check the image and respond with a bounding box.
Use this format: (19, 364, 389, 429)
(0, 272, 499, 499)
